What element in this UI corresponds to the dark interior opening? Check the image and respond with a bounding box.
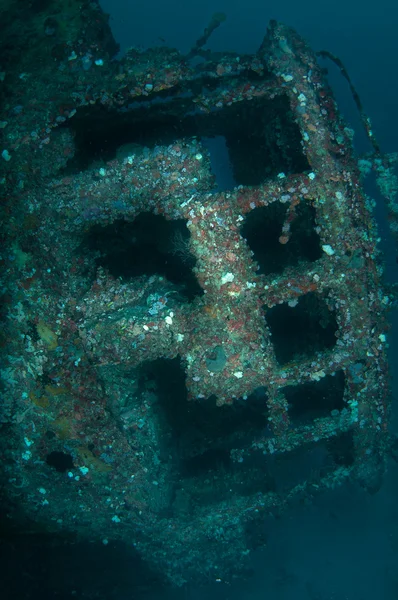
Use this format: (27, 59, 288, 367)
(327, 430, 355, 466)
(63, 93, 309, 186)
(266, 292, 338, 365)
(81, 213, 203, 301)
(266, 439, 341, 492)
(136, 358, 272, 502)
(138, 358, 269, 463)
(241, 202, 322, 276)
(46, 451, 74, 473)
(134, 358, 352, 503)
(283, 370, 346, 424)
(103, 358, 353, 512)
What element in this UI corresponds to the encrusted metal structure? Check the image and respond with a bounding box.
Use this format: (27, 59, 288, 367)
(0, 2, 390, 586)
